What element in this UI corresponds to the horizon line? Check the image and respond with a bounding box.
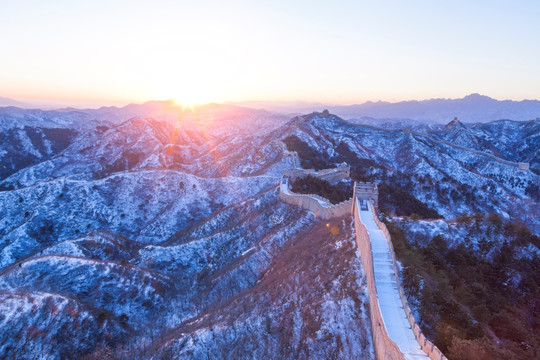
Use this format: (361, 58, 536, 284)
(2, 92, 540, 111)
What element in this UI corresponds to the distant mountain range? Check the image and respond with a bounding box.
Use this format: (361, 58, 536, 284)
(233, 94, 540, 123)
(3, 93, 540, 123)
(0, 96, 31, 108)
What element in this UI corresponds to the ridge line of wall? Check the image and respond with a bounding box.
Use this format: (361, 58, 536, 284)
(338, 120, 529, 171)
(417, 133, 529, 171)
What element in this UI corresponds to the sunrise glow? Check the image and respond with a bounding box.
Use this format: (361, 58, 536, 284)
(1, 1, 540, 107)
(0, 3, 539, 359)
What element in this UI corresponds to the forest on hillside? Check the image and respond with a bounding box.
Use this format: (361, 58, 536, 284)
(284, 133, 540, 360)
(289, 175, 352, 205)
(390, 214, 540, 360)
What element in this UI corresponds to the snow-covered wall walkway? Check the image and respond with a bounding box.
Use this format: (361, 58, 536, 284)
(355, 200, 447, 360)
(358, 204, 429, 360)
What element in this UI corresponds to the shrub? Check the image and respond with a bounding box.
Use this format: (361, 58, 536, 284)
(283, 135, 330, 170)
(378, 182, 441, 219)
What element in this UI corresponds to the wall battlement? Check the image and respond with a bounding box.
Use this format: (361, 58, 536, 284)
(283, 162, 350, 183)
(279, 163, 379, 220)
(279, 177, 352, 220)
(354, 181, 379, 209)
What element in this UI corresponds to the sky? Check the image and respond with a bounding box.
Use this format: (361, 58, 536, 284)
(1, 0, 540, 107)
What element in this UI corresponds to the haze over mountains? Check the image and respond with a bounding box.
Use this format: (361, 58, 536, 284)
(233, 94, 540, 123)
(4, 94, 540, 124)
(0, 97, 30, 108)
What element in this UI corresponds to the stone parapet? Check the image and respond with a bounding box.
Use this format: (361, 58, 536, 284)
(279, 177, 352, 220)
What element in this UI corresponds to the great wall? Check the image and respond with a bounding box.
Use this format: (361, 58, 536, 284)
(279, 155, 447, 360)
(279, 163, 355, 220)
(339, 120, 530, 171)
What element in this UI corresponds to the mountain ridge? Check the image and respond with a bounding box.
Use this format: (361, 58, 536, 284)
(230, 94, 540, 123)
(4, 93, 540, 123)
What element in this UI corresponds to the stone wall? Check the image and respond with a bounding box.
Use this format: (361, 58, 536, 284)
(353, 199, 405, 360)
(278, 141, 300, 168)
(280, 162, 446, 359)
(279, 181, 352, 220)
(278, 177, 378, 221)
(370, 205, 447, 360)
(282, 163, 350, 183)
(518, 162, 530, 171)
(282, 168, 315, 180)
(279, 163, 352, 220)
(280, 170, 446, 359)
(415, 132, 529, 172)
(316, 163, 350, 183)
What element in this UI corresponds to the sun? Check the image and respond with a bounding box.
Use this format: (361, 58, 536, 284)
(155, 78, 221, 112)
(173, 95, 209, 109)
(169, 84, 220, 109)
(171, 98, 198, 113)
(153, 67, 224, 110)
(168, 90, 220, 113)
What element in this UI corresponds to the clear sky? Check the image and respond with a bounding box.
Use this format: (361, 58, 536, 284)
(1, 0, 539, 107)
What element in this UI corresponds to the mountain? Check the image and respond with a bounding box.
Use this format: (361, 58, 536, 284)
(328, 94, 540, 123)
(232, 94, 540, 123)
(0, 103, 538, 359)
(280, 111, 540, 359)
(282, 111, 538, 231)
(0, 97, 31, 108)
(0, 103, 373, 359)
(229, 100, 330, 115)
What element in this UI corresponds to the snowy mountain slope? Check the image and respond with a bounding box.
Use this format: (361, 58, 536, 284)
(0, 291, 123, 359)
(0, 255, 174, 328)
(0, 170, 285, 270)
(280, 112, 538, 232)
(0, 125, 78, 182)
(427, 119, 540, 172)
(0, 119, 283, 189)
(154, 218, 372, 360)
(0, 104, 374, 358)
(0, 103, 537, 358)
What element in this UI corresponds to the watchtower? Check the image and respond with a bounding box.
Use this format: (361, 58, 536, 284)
(354, 181, 379, 209)
(518, 162, 530, 171)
